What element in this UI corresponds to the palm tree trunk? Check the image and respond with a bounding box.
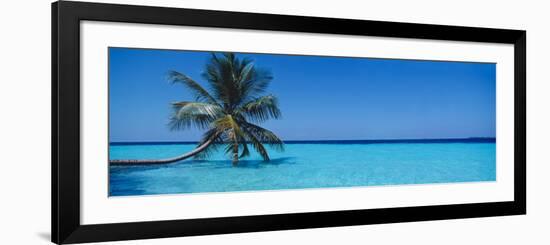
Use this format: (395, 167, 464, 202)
(109, 137, 216, 166)
(232, 142, 239, 166)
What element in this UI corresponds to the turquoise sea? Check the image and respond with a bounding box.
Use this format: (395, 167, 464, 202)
(109, 139, 496, 196)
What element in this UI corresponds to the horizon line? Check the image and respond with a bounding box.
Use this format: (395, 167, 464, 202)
(110, 137, 496, 145)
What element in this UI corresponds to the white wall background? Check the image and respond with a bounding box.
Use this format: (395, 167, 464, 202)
(0, 0, 547, 244)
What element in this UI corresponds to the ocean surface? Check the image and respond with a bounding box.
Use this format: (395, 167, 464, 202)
(109, 139, 496, 196)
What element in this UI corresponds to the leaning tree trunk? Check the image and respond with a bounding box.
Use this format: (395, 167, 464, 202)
(109, 137, 216, 166)
(232, 142, 239, 166)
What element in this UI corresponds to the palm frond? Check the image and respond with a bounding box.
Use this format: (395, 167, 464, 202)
(203, 53, 243, 107)
(169, 102, 222, 131)
(239, 95, 281, 123)
(239, 68, 273, 102)
(242, 128, 270, 161)
(242, 122, 284, 152)
(167, 71, 218, 104)
(213, 115, 244, 138)
(193, 128, 224, 160)
(237, 58, 254, 80)
(202, 53, 272, 109)
(239, 142, 250, 158)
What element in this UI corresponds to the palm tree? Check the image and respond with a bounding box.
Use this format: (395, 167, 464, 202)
(109, 53, 284, 166)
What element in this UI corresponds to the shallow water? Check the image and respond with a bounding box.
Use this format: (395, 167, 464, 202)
(109, 141, 496, 196)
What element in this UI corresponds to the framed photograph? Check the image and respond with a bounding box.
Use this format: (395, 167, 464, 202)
(52, 1, 526, 244)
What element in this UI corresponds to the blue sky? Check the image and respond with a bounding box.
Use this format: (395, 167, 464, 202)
(109, 47, 496, 142)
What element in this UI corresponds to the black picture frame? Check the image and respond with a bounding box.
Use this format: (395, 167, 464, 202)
(52, 1, 526, 244)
